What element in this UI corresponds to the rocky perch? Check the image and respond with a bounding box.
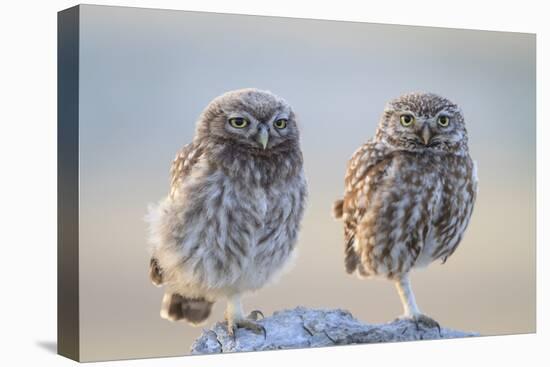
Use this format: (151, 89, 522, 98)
(191, 307, 478, 354)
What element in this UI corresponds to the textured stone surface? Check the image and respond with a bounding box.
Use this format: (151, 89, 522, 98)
(190, 307, 478, 354)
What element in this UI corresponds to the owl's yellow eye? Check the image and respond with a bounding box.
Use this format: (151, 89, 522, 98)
(438, 115, 450, 127)
(400, 114, 415, 127)
(274, 119, 288, 129)
(229, 117, 249, 128)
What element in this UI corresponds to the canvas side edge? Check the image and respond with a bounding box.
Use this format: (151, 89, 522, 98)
(57, 5, 80, 362)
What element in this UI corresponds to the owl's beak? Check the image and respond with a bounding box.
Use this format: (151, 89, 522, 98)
(257, 126, 269, 150)
(421, 124, 432, 145)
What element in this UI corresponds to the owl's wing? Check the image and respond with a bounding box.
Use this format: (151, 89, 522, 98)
(148, 142, 203, 287)
(169, 142, 203, 199)
(336, 141, 393, 274)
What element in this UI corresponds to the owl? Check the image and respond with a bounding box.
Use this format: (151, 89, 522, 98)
(333, 92, 477, 328)
(147, 88, 307, 336)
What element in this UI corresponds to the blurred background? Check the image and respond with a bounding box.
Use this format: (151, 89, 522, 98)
(77, 4, 535, 361)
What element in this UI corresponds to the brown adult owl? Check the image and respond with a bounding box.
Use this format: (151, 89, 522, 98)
(333, 92, 477, 328)
(147, 88, 307, 336)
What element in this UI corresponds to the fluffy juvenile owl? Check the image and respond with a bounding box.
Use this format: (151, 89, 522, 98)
(147, 88, 307, 336)
(333, 92, 477, 328)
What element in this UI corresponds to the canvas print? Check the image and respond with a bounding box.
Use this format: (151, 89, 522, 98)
(57, 4, 536, 362)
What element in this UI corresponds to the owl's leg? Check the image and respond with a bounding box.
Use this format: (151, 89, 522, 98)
(395, 273, 420, 317)
(224, 294, 266, 338)
(395, 274, 441, 333)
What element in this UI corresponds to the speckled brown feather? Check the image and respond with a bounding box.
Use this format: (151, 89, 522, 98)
(334, 92, 477, 280)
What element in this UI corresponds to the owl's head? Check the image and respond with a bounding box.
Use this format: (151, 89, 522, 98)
(376, 92, 468, 154)
(195, 88, 299, 154)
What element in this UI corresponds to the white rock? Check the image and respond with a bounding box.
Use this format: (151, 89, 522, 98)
(190, 307, 478, 354)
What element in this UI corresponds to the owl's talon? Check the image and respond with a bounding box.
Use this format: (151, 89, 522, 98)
(228, 325, 237, 340)
(406, 314, 441, 335)
(227, 319, 266, 339)
(247, 310, 264, 321)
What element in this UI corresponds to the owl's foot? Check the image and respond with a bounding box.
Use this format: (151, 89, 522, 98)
(229, 319, 266, 339)
(226, 311, 266, 339)
(398, 314, 441, 335)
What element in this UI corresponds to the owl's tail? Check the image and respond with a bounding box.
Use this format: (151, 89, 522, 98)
(160, 293, 214, 326)
(332, 199, 344, 219)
